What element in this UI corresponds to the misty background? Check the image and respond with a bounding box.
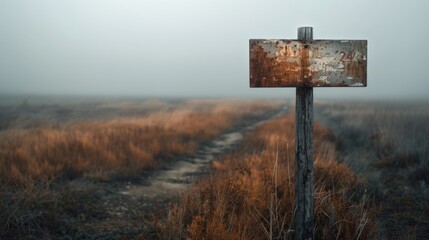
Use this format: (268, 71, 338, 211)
(0, 0, 428, 99)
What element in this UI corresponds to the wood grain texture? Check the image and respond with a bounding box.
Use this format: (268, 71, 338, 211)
(294, 26, 314, 240)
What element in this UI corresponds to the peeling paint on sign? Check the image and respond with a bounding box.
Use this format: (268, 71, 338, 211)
(249, 40, 367, 87)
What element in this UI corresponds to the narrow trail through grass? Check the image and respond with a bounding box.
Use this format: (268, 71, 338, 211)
(159, 111, 376, 240)
(0, 100, 284, 239)
(53, 106, 287, 239)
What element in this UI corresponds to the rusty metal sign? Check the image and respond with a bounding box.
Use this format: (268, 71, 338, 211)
(250, 40, 367, 87)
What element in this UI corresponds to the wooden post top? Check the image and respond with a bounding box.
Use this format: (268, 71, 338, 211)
(298, 27, 313, 41)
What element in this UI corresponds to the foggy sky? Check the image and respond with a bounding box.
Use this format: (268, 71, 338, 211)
(1, 0, 428, 99)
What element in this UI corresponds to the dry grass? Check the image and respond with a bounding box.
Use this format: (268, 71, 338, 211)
(0, 99, 282, 239)
(0, 100, 280, 185)
(0, 179, 99, 239)
(316, 101, 429, 239)
(159, 112, 375, 239)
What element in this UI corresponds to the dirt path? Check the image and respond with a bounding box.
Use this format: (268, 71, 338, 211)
(56, 107, 287, 239)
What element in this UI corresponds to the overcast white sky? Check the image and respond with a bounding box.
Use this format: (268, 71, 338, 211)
(0, 0, 428, 99)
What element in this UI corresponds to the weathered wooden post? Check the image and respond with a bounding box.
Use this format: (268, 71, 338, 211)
(249, 27, 367, 240)
(295, 26, 314, 240)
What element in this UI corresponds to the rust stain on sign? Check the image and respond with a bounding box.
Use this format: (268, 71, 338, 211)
(250, 40, 367, 87)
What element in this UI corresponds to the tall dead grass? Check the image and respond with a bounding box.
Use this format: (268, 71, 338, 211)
(159, 112, 375, 239)
(0, 100, 282, 239)
(316, 101, 429, 239)
(0, 100, 280, 185)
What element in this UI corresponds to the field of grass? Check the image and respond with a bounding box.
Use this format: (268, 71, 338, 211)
(0, 98, 282, 239)
(1, 98, 427, 239)
(0, 99, 281, 185)
(316, 101, 429, 239)
(158, 111, 375, 239)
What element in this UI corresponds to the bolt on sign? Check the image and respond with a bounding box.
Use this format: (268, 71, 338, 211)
(249, 39, 367, 87)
